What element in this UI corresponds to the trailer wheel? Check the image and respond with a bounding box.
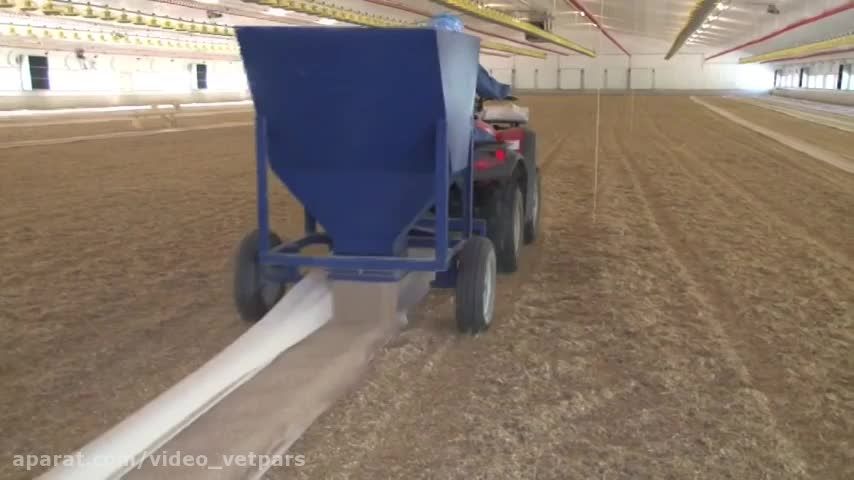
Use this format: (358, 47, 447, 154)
(524, 171, 541, 244)
(234, 230, 286, 323)
(485, 181, 523, 273)
(455, 236, 497, 334)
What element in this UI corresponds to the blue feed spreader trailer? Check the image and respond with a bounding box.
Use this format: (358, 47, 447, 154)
(233, 26, 538, 334)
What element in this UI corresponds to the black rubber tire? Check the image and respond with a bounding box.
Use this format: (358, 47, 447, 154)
(484, 180, 523, 273)
(455, 236, 497, 335)
(233, 230, 286, 323)
(524, 170, 541, 244)
(522, 129, 537, 162)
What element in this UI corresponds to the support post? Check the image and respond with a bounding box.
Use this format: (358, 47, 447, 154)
(462, 136, 474, 238)
(256, 115, 271, 253)
(433, 120, 449, 266)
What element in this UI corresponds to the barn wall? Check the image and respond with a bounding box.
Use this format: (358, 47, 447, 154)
(0, 47, 248, 108)
(0, 31, 777, 110)
(505, 32, 775, 91)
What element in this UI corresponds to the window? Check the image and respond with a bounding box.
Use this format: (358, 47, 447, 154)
(839, 64, 853, 91)
(824, 73, 835, 89)
(195, 63, 207, 90)
(28, 55, 50, 90)
(776, 62, 854, 90)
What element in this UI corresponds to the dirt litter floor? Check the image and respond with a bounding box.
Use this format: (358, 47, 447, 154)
(1, 96, 852, 479)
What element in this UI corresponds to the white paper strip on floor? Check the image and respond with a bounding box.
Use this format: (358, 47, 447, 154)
(124, 271, 435, 480)
(39, 270, 333, 480)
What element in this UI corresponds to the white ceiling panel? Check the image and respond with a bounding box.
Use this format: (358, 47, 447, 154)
(2, 0, 851, 59)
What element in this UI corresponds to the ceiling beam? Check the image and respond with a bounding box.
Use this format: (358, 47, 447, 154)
(705, 2, 854, 61)
(665, 0, 722, 60)
(562, 0, 630, 56)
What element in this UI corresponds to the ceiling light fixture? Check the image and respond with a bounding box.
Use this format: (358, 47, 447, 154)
(265, 8, 288, 17)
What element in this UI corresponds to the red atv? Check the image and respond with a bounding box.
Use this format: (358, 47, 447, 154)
(470, 97, 541, 273)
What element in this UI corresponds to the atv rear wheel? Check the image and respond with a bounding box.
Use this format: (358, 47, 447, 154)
(484, 180, 523, 273)
(524, 171, 541, 244)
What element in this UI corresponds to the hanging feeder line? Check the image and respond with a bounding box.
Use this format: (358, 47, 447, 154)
(0, 0, 550, 59)
(740, 33, 854, 64)
(429, 0, 596, 57)
(12, 0, 238, 36)
(0, 19, 238, 54)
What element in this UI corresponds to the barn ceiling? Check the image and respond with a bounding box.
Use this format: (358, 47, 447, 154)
(1, 0, 852, 60)
(480, 0, 854, 55)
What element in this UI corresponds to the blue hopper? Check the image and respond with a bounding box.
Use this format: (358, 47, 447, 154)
(233, 26, 498, 334)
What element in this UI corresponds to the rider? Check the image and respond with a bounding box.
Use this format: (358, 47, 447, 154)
(427, 12, 513, 142)
(428, 13, 512, 100)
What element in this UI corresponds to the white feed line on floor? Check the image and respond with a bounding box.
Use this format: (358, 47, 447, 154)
(691, 96, 854, 175)
(0, 100, 252, 119)
(628, 59, 636, 136)
(0, 107, 253, 130)
(0, 121, 253, 150)
(629, 5, 637, 137)
(40, 271, 334, 480)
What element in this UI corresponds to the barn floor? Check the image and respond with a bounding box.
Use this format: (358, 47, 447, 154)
(1, 96, 852, 479)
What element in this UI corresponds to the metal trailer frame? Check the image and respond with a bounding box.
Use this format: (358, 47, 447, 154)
(253, 116, 487, 286)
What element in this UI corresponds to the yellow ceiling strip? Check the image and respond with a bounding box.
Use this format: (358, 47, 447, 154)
(740, 34, 854, 64)
(429, 0, 595, 57)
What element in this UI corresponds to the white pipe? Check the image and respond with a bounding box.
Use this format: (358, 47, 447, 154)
(0, 100, 252, 118)
(40, 270, 333, 480)
(0, 121, 253, 150)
